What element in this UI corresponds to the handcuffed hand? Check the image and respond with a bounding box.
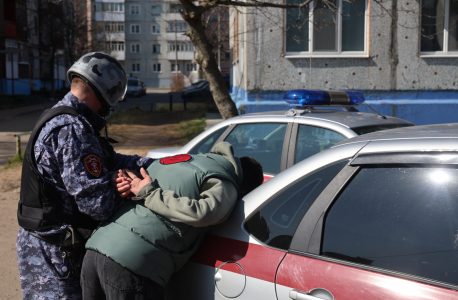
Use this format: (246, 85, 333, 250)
(116, 169, 133, 199)
(125, 168, 152, 196)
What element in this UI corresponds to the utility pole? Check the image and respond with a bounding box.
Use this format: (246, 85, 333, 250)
(175, 18, 178, 74)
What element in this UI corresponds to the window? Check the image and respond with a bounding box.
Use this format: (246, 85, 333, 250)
(171, 63, 181, 72)
(132, 63, 140, 72)
(322, 167, 458, 286)
(168, 43, 194, 51)
(105, 22, 124, 32)
(131, 44, 140, 53)
(220, 24, 225, 30)
(189, 126, 229, 154)
(224, 123, 288, 174)
(102, 3, 123, 12)
(187, 63, 197, 72)
(131, 24, 140, 34)
(225, 52, 230, 59)
(106, 42, 125, 51)
(245, 160, 348, 250)
(33, 49, 39, 70)
(151, 5, 161, 15)
(285, 0, 367, 56)
(33, 16, 38, 35)
(152, 44, 161, 53)
(131, 5, 140, 14)
(153, 63, 161, 72)
(421, 0, 458, 55)
(151, 25, 161, 34)
(168, 22, 189, 32)
(170, 4, 184, 13)
(95, 2, 101, 11)
(295, 125, 346, 164)
(212, 14, 218, 20)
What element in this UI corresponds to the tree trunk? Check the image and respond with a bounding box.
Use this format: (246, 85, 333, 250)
(180, 4, 238, 120)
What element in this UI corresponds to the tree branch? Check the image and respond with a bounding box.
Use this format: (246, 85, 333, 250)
(198, 0, 312, 12)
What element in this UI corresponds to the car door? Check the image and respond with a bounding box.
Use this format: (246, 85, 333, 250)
(276, 154, 458, 300)
(222, 122, 293, 181)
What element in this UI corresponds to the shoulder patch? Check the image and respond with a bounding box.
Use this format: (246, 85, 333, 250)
(160, 154, 192, 165)
(84, 154, 102, 178)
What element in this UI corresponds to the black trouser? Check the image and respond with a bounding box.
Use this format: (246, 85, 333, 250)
(81, 250, 165, 300)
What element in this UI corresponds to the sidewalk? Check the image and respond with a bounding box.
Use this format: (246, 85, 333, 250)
(0, 101, 56, 121)
(205, 112, 223, 130)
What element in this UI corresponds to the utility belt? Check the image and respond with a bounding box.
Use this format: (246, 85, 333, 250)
(29, 226, 93, 280)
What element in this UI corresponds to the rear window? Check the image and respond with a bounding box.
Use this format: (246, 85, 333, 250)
(351, 124, 412, 135)
(128, 80, 138, 86)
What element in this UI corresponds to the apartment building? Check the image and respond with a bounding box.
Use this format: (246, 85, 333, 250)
(230, 0, 458, 125)
(91, 0, 126, 66)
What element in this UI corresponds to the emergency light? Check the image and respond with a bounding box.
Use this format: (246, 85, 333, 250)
(284, 89, 365, 107)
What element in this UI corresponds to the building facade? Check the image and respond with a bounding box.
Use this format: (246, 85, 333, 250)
(230, 0, 458, 125)
(91, 0, 126, 66)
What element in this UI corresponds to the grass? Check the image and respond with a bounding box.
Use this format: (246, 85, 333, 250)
(174, 117, 206, 144)
(4, 151, 25, 169)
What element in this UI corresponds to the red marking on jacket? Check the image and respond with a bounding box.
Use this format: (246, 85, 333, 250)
(160, 154, 192, 165)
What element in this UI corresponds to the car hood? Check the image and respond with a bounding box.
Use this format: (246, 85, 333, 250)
(146, 147, 182, 159)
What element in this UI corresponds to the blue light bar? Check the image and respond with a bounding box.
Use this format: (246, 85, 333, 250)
(284, 90, 365, 107)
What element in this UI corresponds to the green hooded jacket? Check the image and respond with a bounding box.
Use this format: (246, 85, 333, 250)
(86, 142, 241, 286)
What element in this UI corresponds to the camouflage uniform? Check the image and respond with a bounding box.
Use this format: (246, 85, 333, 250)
(16, 92, 154, 299)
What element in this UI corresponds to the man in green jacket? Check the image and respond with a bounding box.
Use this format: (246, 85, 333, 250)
(81, 141, 263, 300)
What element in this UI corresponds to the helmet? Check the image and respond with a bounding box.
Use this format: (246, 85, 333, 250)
(67, 52, 127, 107)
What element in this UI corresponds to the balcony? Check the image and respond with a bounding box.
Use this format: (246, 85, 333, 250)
(97, 32, 125, 41)
(167, 51, 195, 60)
(110, 51, 125, 61)
(166, 32, 190, 42)
(166, 13, 183, 21)
(95, 12, 124, 22)
(5, 21, 17, 38)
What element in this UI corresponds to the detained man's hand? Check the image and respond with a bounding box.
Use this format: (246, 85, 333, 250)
(125, 168, 152, 196)
(116, 169, 132, 199)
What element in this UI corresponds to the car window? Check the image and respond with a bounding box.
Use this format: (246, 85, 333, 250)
(296, 125, 346, 164)
(224, 123, 288, 174)
(244, 160, 348, 251)
(322, 167, 458, 286)
(128, 80, 137, 86)
(188, 126, 228, 155)
(351, 124, 412, 135)
(194, 81, 207, 89)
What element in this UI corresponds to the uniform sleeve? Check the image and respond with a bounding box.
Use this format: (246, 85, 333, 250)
(56, 124, 123, 221)
(141, 178, 239, 227)
(112, 152, 154, 172)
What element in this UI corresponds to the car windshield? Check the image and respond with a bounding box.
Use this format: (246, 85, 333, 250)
(128, 80, 138, 86)
(193, 81, 207, 89)
(351, 124, 412, 135)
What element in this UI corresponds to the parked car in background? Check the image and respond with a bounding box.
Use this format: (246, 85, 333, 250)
(148, 90, 413, 182)
(126, 78, 146, 98)
(166, 123, 458, 300)
(181, 76, 231, 104)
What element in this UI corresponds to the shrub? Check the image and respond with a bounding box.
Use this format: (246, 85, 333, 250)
(170, 74, 186, 92)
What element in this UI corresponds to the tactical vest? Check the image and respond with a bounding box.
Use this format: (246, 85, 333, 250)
(18, 106, 113, 231)
(86, 153, 239, 286)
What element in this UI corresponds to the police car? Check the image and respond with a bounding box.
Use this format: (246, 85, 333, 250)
(166, 123, 458, 300)
(147, 90, 413, 181)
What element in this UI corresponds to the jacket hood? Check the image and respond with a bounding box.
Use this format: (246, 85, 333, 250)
(210, 141, 243, 187)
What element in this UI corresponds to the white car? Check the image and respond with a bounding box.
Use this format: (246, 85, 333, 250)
(147, 89, 413, 181)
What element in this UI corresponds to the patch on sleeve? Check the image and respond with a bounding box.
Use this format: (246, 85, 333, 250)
(160, 154, 192, 165)
(84, 154, 102, 178)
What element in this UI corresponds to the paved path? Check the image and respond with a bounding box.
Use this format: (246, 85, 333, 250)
(0, 101, 57, 166)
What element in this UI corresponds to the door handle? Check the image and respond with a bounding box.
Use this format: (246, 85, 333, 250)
(289, 289, 334, 300)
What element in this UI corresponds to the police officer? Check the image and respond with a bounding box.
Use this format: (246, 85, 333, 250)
(16, 52, 154, 299)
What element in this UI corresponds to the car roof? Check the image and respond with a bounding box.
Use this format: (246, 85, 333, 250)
(333, 123, 458, 147)
(239, 109, 412, 129)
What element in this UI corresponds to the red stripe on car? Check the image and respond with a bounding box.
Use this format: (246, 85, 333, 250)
(190, 234, 286, 283)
